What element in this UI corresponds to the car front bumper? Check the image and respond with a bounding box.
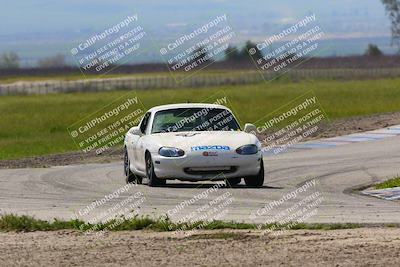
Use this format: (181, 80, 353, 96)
(152, 151, 262, 181)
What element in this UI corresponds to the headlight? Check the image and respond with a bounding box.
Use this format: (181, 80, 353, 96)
(158, 147, 185, 157)
(236, 144, 258, 155)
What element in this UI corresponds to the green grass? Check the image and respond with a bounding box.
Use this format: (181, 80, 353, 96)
(1, 78, 400, 160)
(374, 176, 400, 189)
(0, 214, 372, 232)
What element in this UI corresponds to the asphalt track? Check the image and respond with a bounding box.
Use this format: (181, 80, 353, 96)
(0, 130, 400, 224)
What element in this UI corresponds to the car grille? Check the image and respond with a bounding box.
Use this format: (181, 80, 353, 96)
(184, 166, 237, 175)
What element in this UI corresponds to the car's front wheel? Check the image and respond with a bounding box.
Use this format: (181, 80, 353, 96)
(124, 147, 142, 184)
(244, 159, 264, 187)
(145, 153, 166, 187)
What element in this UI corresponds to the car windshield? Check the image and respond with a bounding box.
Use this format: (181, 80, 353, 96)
(151, 108, 241, 133)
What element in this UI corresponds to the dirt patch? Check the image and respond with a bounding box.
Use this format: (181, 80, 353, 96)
(312, 111, 400, 139)
(0, 147, 123, 169)
(1, 228, 400, 266)
(1, 112, 400, 169)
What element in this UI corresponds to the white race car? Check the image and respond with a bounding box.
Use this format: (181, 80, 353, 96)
(124, 103, 264, 187)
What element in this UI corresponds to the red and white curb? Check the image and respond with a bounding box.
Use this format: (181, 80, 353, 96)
(362, 187, 400, 201)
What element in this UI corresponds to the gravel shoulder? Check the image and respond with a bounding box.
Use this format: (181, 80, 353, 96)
(1, 112, 400, 169)
(1, 228, 400, 266)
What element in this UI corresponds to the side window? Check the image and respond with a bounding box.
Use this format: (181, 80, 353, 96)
(139, 112, 151, 134)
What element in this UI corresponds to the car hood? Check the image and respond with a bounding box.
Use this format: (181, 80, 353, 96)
(148, 131, 259, 151)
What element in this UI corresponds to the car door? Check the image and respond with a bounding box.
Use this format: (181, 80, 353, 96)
(134, 112, 151, 172)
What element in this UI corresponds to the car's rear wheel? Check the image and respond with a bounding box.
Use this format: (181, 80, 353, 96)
(244, 159, 264, 187)
(145, 153, 166, 187)
(124, 147, 142, 184)
(226, 177, 241, 186)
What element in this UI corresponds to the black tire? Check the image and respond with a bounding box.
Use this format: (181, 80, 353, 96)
(145, 153, 166, 187)
(244, 159, 264, 187)
(226, 177, 241, 186)
(124, 147, 142, 184)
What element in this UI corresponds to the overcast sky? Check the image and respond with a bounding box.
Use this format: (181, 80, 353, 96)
(0, 0, 393, 65)
(0, 0, 388, 35)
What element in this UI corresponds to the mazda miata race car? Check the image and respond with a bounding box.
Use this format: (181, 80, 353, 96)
(124, 103, 264, 187)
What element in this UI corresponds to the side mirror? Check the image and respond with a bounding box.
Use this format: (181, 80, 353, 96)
(129, 126, 142, 136)
(243, 123, 257, 135)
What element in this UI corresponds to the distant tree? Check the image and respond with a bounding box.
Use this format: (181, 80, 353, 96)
(224, 45, 240, 61)
(191, 46, 212, 65)
(381, 0, 400, 51)
(0, 52, 20, 69)
(38, 54, 66, 68)
(365, 44, 383, 56)
(223, 41, 264, 62)
(242, 40, 263, 60)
